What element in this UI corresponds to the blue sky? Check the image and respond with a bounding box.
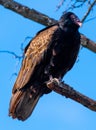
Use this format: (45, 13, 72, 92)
(0, 0, 96, 130)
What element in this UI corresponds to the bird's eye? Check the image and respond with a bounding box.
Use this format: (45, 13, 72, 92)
(70, 15, 77, 21)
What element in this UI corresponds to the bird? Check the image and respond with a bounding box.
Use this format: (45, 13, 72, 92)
(9, 12, 82, 121)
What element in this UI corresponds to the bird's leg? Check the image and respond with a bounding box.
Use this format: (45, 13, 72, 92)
(46, 77, 60, 91)
(46, 75, 60, 88)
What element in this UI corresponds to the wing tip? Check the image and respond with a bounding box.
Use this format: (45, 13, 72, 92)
(9, 88, 42, 121)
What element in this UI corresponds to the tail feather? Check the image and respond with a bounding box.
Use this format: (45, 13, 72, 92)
(9, 88, 42, 121)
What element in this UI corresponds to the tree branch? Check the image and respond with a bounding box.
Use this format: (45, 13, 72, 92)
(47, 78, 96, 111)
(56, 0, 64, 11)
(81, 0, 96, 23)
(0, 0, 57, 26)
(0, 0, 96, 53)
(81, 34, 96, 53)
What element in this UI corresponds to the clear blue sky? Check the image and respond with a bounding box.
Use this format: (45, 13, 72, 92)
(0, 0, 96, 130)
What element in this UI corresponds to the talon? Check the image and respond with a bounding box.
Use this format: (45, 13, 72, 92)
(53, 78, 60, 85)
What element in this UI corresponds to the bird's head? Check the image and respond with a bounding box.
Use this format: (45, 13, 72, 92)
(59, 12, 82, 31)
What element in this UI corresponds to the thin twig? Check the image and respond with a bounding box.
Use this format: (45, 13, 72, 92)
(66, 0, 86, 11)
(0, 50, 23, 59)
(56, 0, 64, 11)
(85, 16, 96, 23)
(20, 36, 32, 51)
(81, 0, 96, 22)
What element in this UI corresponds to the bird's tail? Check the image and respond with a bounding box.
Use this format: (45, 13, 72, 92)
(9, 87, 42, 121)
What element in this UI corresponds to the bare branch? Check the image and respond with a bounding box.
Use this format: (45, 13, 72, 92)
(0, 0, 96, 53)
(47, 78, 96, 111)
(81, 0, 96, 23)
(81, 34, 96, 53)
(0, 0, 56, 26)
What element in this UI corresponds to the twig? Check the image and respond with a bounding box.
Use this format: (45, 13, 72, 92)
(85, 16, 96, 23)
(47, 78, 96, 111)
(0, 50, 23, 59)
(81, 0, 96, 23)
(56, 0, 64, 11)
(20, 36, 32, 51)
(66, 0, 86, 11)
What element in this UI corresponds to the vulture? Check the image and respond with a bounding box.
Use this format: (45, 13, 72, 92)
(9, 12, 82, 121)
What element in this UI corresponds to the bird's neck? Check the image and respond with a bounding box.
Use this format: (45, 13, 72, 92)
(61, 26, 78, 37)
(59, 22, 79, 35)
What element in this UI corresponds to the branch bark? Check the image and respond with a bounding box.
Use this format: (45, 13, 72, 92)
(47, 78, 96, 111)
(81, 34, 96, 53)
(0, 0, 57, 26)
(0, 0, 96, 53)
(1, 0, 96, 112)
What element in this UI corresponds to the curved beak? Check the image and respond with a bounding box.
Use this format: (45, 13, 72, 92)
(76, 20, 82, 27)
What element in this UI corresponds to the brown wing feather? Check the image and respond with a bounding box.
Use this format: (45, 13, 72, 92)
(9, 25, 58, 120)
(12, 25, 58, 93)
